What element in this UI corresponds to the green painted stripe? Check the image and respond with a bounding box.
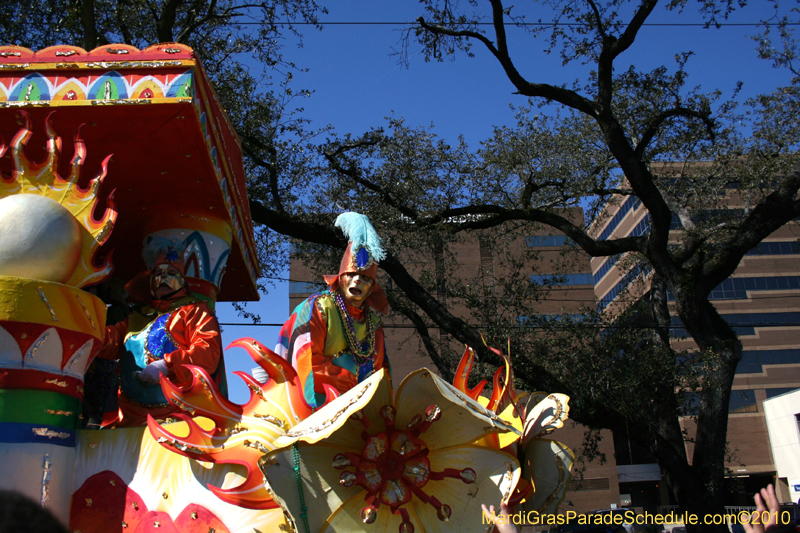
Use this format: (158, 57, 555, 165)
(0, 389, 81, 430)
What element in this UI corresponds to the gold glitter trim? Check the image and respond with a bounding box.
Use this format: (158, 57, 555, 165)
(84, 60, 184, 68)
(26, 331, 51, 359)
(32, 428, 70, 439)
(36, 288, 59, 322)
(285, 381, 373, 438)
(156, 437, 205, 455)
(537, 452, 566, 513)
(253, 413, 285, 429)
(251, 342, 288, 380)
(75, 293, 97, 332)
(197, 372, 214, 400)
(171, 398, 196, 415)
(501, 462, 515, 502)
(244, 440, 270, 454)
(450, 388, 516, 432)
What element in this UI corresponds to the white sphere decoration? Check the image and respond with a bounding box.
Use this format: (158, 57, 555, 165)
(0, 194, 82, 283)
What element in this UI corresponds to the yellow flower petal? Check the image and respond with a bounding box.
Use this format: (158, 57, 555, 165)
(409, 445, 520, 532)
(521, 393, 570, 447)
(473, 400, 525, 449)
(520, 438, 574, 515)
(394, 369, 520, 450)
(274, 369, 387, 448)
(322, 490, 424, 533)
(260, 441, 363, 533)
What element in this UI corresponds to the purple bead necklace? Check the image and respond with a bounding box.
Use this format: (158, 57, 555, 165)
(333, 291, 376, 366)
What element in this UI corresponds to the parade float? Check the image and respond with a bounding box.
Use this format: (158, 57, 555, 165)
(0, 43, 574, 532)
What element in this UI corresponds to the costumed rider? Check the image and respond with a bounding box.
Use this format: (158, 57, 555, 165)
(97, 237, 224, 427)
(276, 212, 391, 409)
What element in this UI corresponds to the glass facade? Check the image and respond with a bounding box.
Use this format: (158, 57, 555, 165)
(526, 235, 571, 247)
(531, 273, 594, 286)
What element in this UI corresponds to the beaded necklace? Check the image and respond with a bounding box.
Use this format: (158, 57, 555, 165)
(333, 291, 377, 366)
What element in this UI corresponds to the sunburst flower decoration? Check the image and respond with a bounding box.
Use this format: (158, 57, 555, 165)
(147, 339, 574, 531)
(262, 367, 521, 533)
(147, 338, 337, 510)
(0, 111, 117, 287)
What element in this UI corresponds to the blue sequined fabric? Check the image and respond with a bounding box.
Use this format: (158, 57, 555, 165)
(145, 313, 177, 360)
(355, 246, 371, 268)
(356, 359, 374, 382)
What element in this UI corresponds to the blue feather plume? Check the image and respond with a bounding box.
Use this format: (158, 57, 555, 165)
(335, 212, 385, 262)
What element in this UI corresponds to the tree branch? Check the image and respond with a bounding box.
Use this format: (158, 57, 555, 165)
(241, 136, 285, 212)
(698, 168, 800, 290)
(80, 0, 98, 50)
(635, 107, 716, 158)
(156, 0, 182, 42)
(613, 0, 658, 59)
(586, 0, 607, 40)
(402, 204, 646, 257)
(323, 149, 422, 222)
(596, 1, 660, 108)
(416, 14, 598, 117)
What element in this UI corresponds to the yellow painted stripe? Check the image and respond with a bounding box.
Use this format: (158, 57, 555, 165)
(0, 97, 193, 108)
(0, 276, 106, 339)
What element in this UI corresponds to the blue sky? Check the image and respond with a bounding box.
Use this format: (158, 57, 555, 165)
(217, 1, 796, 403)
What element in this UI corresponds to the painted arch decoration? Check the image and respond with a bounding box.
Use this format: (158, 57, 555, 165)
(0, 42, 260, 301)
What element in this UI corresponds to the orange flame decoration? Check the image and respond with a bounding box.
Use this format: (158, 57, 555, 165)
(147, 338, 338, 510)
(453, 345, 519, 450)
(450, 343, 571, 507)
(0, 111, 117, 287)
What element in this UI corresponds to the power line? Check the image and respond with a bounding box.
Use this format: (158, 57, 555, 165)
(220, 321, 800, 329)
(231, 21, 800, 27)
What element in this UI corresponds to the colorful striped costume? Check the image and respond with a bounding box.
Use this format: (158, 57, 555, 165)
(275, 290, 389, 409)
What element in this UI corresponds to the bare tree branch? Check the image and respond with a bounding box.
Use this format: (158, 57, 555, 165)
(635, 107, 716, 158)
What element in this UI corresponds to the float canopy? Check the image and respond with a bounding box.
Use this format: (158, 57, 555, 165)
(0, 43, 260, 301)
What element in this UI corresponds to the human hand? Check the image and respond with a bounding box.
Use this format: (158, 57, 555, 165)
(742, 484, 781, 533)
(481, 502, 519, 533)
(138, 360, 168, 383)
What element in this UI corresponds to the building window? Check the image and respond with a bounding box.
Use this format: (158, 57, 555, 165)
(288, 281, 322, 295)
(711, 276, 800, 300)
(746, 241, 800, 255)
(593, 253, 623, 284)
(526, 235, 571, 247)
(518, 314, 590, 326)
(766, 387, 800, 399)
(729, 390, 758, 413)
(597, 263, 653, 311)
(531, 273, 594, 286)
(737, 349, 800, 374)
(668, 276, 800, 301)
(629, 215, 651, 237)
(670, 312, 800, 338)
(596, 196, 642, 241)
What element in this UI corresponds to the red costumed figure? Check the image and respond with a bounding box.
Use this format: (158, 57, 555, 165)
(98, 237, 224, 427)
(275, 213, 391, 408)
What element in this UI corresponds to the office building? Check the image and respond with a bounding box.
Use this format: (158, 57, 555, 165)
(590, 193, 800, 506)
